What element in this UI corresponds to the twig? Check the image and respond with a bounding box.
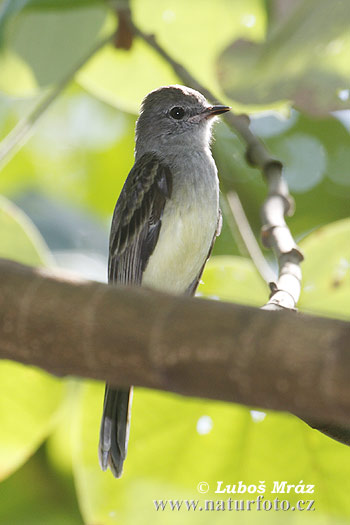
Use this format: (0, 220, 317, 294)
(219, 194, 253, 259)
(225, 191, 276, 284)
(131, 22, 304, 311)
(0, 30, 116, 172)
(114, 1, 133, 50)
(1, 259, 350, 432)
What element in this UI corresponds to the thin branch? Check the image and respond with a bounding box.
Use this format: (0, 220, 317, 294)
(131, 22, 303, 311)
(0, 259, 349, 431)
(219, 194, 252, 259)
(260, 172, 304, 311)
(0, 30, 116, 171)
(226, 191, 276, 283)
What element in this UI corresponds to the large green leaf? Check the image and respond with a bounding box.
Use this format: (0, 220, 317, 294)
(72, 379, 350, 524)
(69, 252, 350, 524)
(0, 194, 54, 266)
(299, 218, 350, 320)
(0, 2, 108, 95)
(217, 0, 350, 115)
(0, 448, 83, 525)
(198, 255, 267, 305)
(0, 362, 64, 480)
(78, 0, 265, 113)
(0, 196, 64, 479)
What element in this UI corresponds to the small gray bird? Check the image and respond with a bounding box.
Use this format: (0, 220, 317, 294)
(98, 84, 230, 478)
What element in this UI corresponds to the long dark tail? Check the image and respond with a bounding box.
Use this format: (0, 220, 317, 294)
(98, 385, 133, 478)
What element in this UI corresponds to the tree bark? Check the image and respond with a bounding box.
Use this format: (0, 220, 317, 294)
(0, 258, 349, 428)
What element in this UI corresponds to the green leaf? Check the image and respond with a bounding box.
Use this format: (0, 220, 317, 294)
(0, 448, 83, 525)
(0, 0, 106, 48)
(0, 1, 29, 46)
(217, 0, 350, 115)
(0, 194, 53, 266)
(198, 255, 267, 306)
(46, 381, 79, 478)
(299, 217, 350, 320)
(0, 196, 64, 479)
(0, 362, 64, 480)
(0, 3, 108, 95)
(72, 383, 350, 524)
(78, 0, 265, 113)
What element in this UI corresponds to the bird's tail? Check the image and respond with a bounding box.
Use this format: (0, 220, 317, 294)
(98, 385, 133, 478)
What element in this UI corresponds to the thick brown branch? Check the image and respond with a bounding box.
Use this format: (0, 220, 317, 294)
(0, 259, 349, 429)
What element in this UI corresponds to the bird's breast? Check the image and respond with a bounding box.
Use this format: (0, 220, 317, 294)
(142, 155, 219, 294)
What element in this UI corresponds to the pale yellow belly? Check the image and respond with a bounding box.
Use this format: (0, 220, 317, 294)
(142, 202, 217, 294)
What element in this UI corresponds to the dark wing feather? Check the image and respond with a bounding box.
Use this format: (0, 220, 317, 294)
(108, 151, 172, 285)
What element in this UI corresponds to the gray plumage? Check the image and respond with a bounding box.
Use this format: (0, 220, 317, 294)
(98, 85, 230, 478)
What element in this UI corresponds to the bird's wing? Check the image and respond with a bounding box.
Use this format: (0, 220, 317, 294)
(108, 152, 173, 285)
(101, 153, 173, 478)
(185, 209, 222, 296)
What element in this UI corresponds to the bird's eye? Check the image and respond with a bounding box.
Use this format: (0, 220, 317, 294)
(169, 106, 185, 120)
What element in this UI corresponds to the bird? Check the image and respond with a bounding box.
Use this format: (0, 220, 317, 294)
(98, 84, 230, 478)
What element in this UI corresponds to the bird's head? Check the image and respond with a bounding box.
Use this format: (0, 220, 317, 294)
(135, 85, 230, 157)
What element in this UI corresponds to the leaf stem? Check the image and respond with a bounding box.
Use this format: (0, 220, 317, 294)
(225, 191, 276, 283)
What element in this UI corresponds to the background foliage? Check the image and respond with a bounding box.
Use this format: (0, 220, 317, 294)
(0, 0, 349, 523)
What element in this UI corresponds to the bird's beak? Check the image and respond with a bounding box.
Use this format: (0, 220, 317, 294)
(202, 105, 231, 119)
